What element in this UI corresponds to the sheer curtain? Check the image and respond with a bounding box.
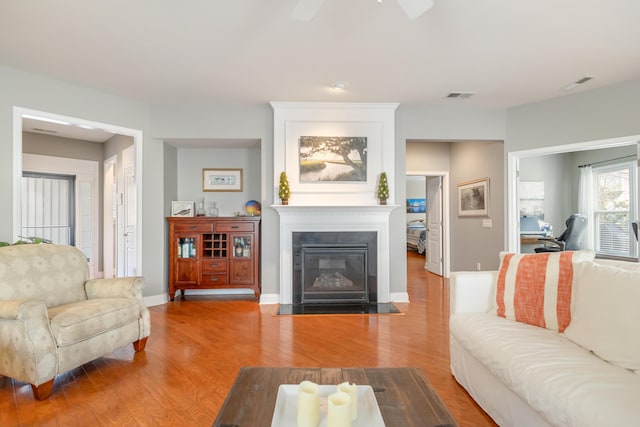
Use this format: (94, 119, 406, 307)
(577, 165, 594, 250)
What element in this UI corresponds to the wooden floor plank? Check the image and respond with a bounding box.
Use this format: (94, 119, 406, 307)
(0, 251, 496, 426)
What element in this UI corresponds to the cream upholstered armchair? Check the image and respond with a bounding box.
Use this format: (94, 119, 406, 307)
(0, 244, 150, 400)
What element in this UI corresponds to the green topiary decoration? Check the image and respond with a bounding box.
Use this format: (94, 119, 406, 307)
(376, 172, 389, 204)
(278, 171, 290, 205)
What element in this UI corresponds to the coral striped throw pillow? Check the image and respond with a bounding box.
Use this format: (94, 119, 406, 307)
(494, 250, 594, 332)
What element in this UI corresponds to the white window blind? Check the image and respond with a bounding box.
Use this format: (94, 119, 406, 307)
(592, 161, 638, 258)
(21, 173, 74, 245)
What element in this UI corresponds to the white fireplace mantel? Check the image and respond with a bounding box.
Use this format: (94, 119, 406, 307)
(272, 204, 399, 305)
(267, 102, 400, 306)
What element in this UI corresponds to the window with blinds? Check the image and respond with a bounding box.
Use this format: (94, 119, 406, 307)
(21, 172, 75, 245)
(593, 161, 638, 258)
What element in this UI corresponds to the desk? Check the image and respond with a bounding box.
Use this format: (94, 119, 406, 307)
(520, 235, 546, 245)
(521, 235, 556, 253)
(212, 367, 459, 427)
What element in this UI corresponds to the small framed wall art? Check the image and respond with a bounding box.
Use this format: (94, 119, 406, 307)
(458, 178, 489, 217)
(203, 168, 243, 192)
(171, 201, 195, 217)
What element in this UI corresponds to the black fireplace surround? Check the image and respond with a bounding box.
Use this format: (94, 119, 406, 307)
(292, 231, 377, 305)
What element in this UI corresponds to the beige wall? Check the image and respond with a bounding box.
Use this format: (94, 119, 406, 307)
(450, 140, 505, 271)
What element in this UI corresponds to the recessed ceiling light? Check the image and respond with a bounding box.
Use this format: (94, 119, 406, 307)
(331, 81, 348, 91)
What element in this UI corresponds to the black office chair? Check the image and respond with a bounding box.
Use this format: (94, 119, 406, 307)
(632, 221, 639, 242)
(535, 214, 588, 253)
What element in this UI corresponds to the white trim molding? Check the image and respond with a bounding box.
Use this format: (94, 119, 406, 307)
(270, 102, 398, 206)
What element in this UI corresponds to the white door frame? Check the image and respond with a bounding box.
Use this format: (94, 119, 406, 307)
(12, 107, 144, 277)
(406, 170, 450, 278)
(103, 155, 117, 278)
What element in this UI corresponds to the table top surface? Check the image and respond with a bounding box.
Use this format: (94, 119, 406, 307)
(212, 367, 459, 427)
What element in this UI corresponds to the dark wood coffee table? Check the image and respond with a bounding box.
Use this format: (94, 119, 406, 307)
(212, 367, 458, 427)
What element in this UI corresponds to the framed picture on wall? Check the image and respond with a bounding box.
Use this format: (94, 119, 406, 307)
(458, 178, 489, 217)
(406, 198, 426, 213)
(203, 168, 243, 192)
(171, 201, 195, 217)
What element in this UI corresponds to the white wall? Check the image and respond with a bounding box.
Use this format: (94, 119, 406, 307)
(396, 106, 507, 282)
(0, 66, 166, 300)
(176, 148, 261, 217)
(506, 79, 640, 260)
(506, 80, 640, 151)
(11, 64, 636, 302)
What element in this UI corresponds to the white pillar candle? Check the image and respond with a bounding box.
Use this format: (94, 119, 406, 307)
(337, 382, 358, 421)
(327, 391, 352, 427)
(297, 380, 319, 427)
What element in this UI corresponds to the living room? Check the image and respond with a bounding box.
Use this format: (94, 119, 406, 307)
(1, 1, 639, 426)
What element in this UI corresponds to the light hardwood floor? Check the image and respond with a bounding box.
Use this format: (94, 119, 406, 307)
(1, 251, 496, 426)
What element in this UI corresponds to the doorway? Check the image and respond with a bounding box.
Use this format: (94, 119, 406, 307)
(507, 135, 640, 262)
(12, 107, 144, 278)
(406, 171, 450, 277)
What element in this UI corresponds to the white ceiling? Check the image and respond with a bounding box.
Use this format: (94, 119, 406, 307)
(2, 0, 640, 110)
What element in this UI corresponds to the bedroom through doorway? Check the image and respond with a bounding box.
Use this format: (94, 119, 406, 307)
(406, 174, 445, 276)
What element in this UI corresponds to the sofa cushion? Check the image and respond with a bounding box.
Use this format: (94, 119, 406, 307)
(563, 261, 640, 373)
(493, 250, 594, 332)
(450, 313, 640, 427)
(48, 298, 141, 347)
(0, 244, 89, 308)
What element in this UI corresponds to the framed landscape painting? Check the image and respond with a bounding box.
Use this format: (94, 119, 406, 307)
(406, 198, 426, 213)
(298, 136, 367, 182)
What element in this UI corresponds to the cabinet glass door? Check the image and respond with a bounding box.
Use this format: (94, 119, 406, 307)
(177, 236, 197, 258)
(232, 236, 251, 258)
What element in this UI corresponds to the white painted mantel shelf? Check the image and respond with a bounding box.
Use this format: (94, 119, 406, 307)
(271, 204, 400, 214)
(271, 203, 400, 305)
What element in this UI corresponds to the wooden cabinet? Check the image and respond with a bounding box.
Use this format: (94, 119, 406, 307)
(167, 217, 260, 301)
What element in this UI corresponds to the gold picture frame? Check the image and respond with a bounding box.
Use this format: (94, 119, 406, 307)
(203, 168, 243, 192)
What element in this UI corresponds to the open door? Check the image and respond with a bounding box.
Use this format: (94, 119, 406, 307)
(426, 176, 443, 275)
(121, 145, 137, 276)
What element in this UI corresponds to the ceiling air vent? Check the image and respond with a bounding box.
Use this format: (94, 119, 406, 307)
(562, 76, 594, 91)
(32, 127, 57, 134)
(445, 92, 476, 99)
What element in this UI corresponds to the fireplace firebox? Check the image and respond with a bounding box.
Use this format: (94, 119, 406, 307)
(293, 231, 377, 305)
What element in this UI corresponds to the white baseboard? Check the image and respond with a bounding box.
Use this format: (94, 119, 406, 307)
(144, 293, 168, 307)
(389, 292, 410, 303)
(259, 293, 280, 305)
(143, 288, 257, 307)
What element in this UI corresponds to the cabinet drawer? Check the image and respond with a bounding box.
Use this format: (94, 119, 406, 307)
(215, 222, 255, 232)
(201, 258, 227, 272)
(174, 223, 213, 232)
(201, 273, 228, 286)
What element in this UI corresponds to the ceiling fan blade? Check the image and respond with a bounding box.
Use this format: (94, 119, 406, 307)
(291, 0, 327, 21)
(396, 0, 434, 20)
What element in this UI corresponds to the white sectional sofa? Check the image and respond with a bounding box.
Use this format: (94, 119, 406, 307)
(449, 251, 640, 427)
